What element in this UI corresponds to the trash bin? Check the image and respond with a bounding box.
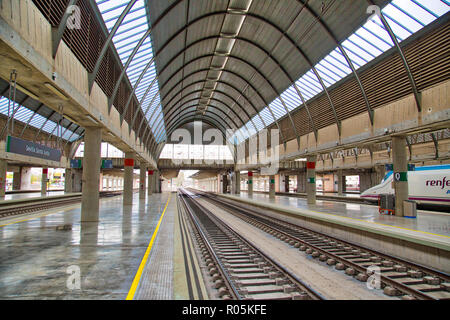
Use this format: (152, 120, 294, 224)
(403, 200, 417, 218)
(379, 194, 395, 215)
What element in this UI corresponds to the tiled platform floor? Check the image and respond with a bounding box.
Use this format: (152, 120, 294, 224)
(0, 192, 176, 299)
(235, 193, 450, 237)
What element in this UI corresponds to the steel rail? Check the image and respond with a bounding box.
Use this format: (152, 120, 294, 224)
(194, 190, 450, 300)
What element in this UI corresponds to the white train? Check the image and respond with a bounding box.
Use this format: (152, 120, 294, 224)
(361, 165, 450, 208)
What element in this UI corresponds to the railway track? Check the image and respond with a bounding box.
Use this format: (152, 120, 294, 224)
(0, 191, 124, 219)
(178, 189, 323, 300)
(189, 189, 450, 300)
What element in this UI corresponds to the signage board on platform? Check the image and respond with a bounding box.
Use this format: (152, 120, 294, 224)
(6, 136, 61, 162)
(102, 159, 113, 169)
(70, 159, 82, 168)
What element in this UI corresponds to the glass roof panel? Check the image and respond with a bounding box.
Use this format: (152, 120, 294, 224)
(233, 0, 449, 142)
(269, 98, 286, 119)
(96, 0, 166, 144)
(0, 97, 80, 142)
(281, 85, 303, 111)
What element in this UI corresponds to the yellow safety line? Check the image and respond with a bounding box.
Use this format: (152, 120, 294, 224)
(232, 195, 450, 240)
(126, 193, 172, 300)
(305, 208, 450, 239)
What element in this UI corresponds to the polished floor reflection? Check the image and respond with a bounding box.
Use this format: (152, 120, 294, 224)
(0, 191, 66, 202)
(237, 193, 450, 237)
(0, 193, 171, 299)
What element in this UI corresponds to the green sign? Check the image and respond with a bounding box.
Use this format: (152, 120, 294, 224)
(270, 179, 275, 184)
(394, 172, 408, 182)
(308, 177, 316, 183)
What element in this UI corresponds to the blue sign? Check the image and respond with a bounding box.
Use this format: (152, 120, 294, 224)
(102, 159, 113, 169)
(70, 159, 82, 168)
(6, 136, 61, 161)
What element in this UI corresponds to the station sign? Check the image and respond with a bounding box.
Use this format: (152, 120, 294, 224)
(124, 158, 134, 167)
(102, 159, 113, 169)
(6, 135, 61, 162)
(394, 172, 408, 182)
(385, 164, 415, 171)
(70, 159, 82, 168)
(306, 161, 316, 169)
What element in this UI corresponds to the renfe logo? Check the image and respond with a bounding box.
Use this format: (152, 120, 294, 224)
(426, 177, 450, 189)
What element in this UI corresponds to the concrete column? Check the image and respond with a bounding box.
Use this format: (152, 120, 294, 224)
(279, 174, 285, 192)
(296, 170, 306, 193)
(147, 170, 153, 195)
(12, 169, 21, 190)
(81, 127, 102, 222)
(337, 169, 344, 196)
(20, 167, 32, 190)
(285, 175, 290, 193)
(306, 155, 316, 205)
(373, 165, 386, 186)
(222, 174, 228, 193)
(269, 175, 275, 199)
(359, 171, 372, 193)
(139, 163, 146, 199)
(392, 136, 409, 217)
(275, 174, 280, 192)
(65, 168, 73, 193)
(155, 171, 161, 193)
(233, 171, 240, 195)
(0, 159, 7, 198)
(248, 171, 253, 197)
(41, 167, 48, 195)
(123, 152, 135, 205)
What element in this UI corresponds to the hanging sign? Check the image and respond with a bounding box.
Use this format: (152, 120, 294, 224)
(70, 159, 82, 168)
(306, 162, 316, 169)
(102, 159, 113, 169)
(124, 158, 134, 167)
(6, 136, 61, 161)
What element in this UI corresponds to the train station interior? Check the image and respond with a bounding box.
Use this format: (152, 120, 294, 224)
(0, 0, 449, 306)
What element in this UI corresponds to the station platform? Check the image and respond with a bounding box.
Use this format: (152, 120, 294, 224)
(0, 192, 205, 300)
(1, 190, 66, 201)
(218, 192, 450, 273)
(234, 193, 450, 237)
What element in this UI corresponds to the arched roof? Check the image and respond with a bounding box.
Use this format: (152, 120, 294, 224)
(91, 0, 449, 158)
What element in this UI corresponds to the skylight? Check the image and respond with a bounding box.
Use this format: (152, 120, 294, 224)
(96, 0, 166, 143)
(0, 97, 80, 142)
(230, 0, 449, 145)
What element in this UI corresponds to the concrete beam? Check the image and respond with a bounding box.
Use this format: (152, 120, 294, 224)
(0, 6, 157, 168)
